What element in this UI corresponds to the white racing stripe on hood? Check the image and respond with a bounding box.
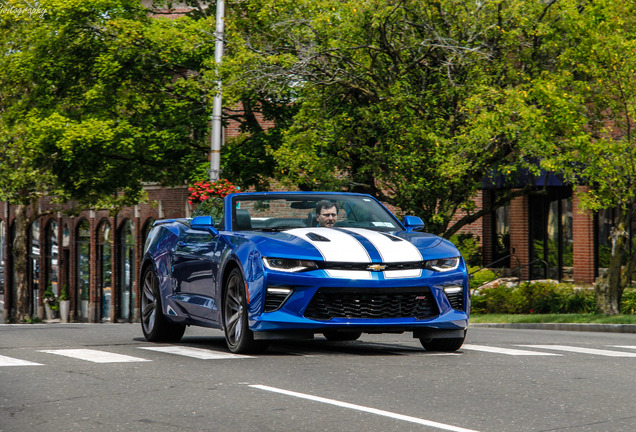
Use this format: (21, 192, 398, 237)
(286, 227, 423, 279)
(286, 228, 371, 263)
(342, 228, 423, 263)
(286, 228, 372, 279)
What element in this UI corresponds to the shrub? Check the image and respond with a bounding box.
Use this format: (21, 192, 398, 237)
(469, 267, 498, 289)
(43, 284, 59, 311)
(59, 285, 69, 301)
(621, 289, 636, 314)
(471, 284, 525, 314)
(472, 281, 595, 314)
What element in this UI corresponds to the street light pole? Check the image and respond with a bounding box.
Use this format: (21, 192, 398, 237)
(210, 0, 224, 182)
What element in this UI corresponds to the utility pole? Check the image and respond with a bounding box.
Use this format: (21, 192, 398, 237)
(210, 0, 224, 182)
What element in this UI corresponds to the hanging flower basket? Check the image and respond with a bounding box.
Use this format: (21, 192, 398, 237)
(188, 179, 239, 204)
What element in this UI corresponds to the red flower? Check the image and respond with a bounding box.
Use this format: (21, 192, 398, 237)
(187, 178, 240, 204)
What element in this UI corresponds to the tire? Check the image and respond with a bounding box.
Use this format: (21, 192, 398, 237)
(419, 332, 466, 352)
(140, 266, 185, 342)
(223, 268, 268, 354)
(323, 331, 362, 342)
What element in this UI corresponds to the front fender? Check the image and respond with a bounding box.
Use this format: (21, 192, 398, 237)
(216, 235, 267, 322)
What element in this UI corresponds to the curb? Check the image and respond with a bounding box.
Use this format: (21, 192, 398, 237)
(470, 322, 636, 333)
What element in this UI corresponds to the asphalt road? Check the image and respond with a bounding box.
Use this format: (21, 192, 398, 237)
(1, 323, 636, 432)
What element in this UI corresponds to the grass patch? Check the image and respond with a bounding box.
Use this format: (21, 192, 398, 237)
(470, 313, 636, 324)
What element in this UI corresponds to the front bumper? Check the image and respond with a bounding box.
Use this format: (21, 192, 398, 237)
(248, 267, 470, 334)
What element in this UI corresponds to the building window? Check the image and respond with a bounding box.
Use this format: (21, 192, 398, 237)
(493, 204, 510, 266)
(9, 222, 16, 314)
(118, 219, 135, 321)
(529, 189, 573, 281)
(77, 220, 91, 320)
(98, 221, 112, 321)
(0, 219, 4, 295)
(30, 220, 40, 316)
(62, 223, 70, 248)
(142, 218, 155, 246)
(47, 221, 58, 296)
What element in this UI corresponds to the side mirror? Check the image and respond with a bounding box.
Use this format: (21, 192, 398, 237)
(403, 215, 425, 232)
(190, 215, 219, 235)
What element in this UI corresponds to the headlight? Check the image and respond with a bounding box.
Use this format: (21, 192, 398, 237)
(262, 257, 319, 272)
(425, 257, 460, 272)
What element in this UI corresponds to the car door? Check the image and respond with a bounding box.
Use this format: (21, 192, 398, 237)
(171, 228, 220, 323)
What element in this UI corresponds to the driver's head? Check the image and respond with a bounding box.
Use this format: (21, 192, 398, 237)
(316, 200, 338, 227)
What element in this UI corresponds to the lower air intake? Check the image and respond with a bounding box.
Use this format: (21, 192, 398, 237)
(304, 287, 438, 320)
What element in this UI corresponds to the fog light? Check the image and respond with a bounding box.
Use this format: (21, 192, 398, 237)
(264, 286, 294, 312)
(443, 285, 464, 311)
(443, 285, 463, 294)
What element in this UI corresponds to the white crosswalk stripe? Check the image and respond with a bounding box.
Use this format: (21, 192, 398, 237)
(5, 342, 636, 367)
(38, 349, 151, 363)
(139, 346, 253, 359)
(462, 344, 562, 356)
(517, 345, 636, 357)
(0, 354, 43, 367)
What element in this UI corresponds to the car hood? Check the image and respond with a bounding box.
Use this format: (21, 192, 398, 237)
(241, 227, 456, 263)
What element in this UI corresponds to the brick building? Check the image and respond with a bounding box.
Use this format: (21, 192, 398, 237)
(0, 186, 192, 323)
(0, 173, 609, 324)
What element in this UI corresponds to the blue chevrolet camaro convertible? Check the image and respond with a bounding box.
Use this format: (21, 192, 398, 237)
(140, 191, 470, 353)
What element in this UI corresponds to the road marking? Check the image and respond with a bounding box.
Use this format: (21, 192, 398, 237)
(612, 345, 636, 350)
(139, 346, 253, 359)
(518, 345, 636, 357)
(462, 344, 562, 356)
(39, 349, 151, 363)
(250, 384, 481, 432)
(0, 354, 42, 367)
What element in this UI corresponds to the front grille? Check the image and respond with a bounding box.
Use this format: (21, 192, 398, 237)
(446, 291, 464, 311)
(304, 287, 438, 320)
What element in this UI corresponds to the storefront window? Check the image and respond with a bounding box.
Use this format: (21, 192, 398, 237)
(119, 220, 135, 321)
(493, 204, 510, 266)
(98, 222, 112, 321)
(30, 221, 40, 316)
(0, 220, 4, 295)
(77, 220, 90, 320)
(142, 218, 155, 246)
(62, 223, 70, 247)
(47, 221, 58, 296)
(10, 222, 16, 314)
(530, 189, 573, 281)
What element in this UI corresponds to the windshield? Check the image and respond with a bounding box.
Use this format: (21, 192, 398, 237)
(230, 194, 401, 232)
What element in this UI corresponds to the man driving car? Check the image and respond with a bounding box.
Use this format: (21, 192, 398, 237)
(315, 200, 338, 227)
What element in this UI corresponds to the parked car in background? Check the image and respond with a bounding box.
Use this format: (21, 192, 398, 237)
(140, 192, 469, 353)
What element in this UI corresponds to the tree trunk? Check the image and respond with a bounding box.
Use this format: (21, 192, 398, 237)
(13, 203, 31, 322)
(595, 272, 622, 314)
(595, 219, 629, 315)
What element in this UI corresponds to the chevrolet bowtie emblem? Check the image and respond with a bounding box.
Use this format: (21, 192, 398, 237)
(367, 264, 387, 271)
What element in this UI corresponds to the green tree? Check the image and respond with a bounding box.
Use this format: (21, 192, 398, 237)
(223, 0, 589, 234)
(552, 0, 636, 314)
(0, 0, 214, 321)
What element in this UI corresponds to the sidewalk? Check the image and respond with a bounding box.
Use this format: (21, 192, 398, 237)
(470, 322, 636, 333)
